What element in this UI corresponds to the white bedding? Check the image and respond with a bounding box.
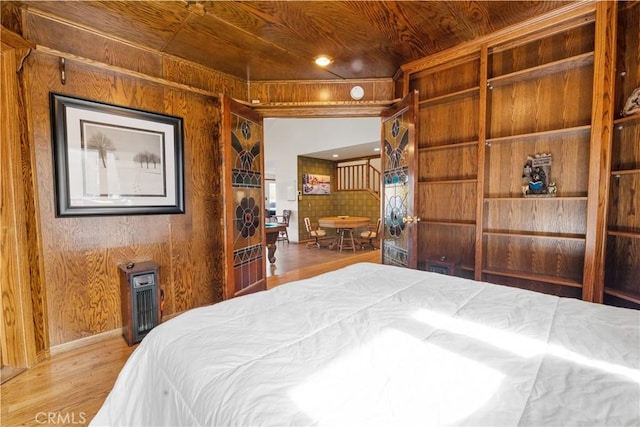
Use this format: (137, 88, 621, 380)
(92, 262, 640, 426)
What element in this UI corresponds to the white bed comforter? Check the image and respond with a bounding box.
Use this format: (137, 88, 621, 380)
(92, 263, 640, 426)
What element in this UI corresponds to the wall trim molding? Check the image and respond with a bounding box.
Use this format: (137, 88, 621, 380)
(49, 329, 122, 356)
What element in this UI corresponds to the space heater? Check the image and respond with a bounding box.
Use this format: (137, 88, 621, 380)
(119, 261, 161, 346)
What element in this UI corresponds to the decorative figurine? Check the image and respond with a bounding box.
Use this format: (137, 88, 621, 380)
(622, 87, 640, 117)
(521, 153, 555, 197)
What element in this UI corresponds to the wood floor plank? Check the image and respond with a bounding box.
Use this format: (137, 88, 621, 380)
(1, 244, 380, 425)
(267, 243, 380, 287)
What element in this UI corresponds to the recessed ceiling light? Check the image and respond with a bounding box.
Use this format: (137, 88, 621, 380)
(374, 148, 380, 152)
(332, 154, 339, 158)
(314, 55, 333, 67)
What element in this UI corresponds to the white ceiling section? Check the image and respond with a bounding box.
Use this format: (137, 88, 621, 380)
(263, 117, 381, 176)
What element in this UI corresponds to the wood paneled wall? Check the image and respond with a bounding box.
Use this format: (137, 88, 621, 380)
(249, 79, 395, 104)
(5, 8, 250, 348)
(22, 9, 248, 99)
(23, 51, 225, 346)
(249, 78, 397, 117)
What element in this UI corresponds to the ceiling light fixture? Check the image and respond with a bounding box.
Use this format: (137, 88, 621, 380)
(314, 55, 333, 67)
(332, 154, 339, 158)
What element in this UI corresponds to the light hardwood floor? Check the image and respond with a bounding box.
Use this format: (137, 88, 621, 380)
(1, 243, 379, 426)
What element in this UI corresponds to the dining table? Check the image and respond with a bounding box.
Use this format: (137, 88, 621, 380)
(318, 216, 370, 252)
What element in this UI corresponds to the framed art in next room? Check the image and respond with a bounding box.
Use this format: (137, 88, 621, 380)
(302, 173, 331, 195)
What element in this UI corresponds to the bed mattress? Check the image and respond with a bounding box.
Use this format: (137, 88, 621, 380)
(91, 262, 640, 426)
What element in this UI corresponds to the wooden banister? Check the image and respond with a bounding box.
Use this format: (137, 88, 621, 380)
(336, 161, 380, 199)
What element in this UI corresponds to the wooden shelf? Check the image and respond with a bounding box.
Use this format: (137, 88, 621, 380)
(486, 125, 591, 145)
(613, 114, 640, 127)
(419, 178, 477, 185)
(603, 287, 640, 305)
(607, 229, 640, 239)
(419, 140, 478, 152)
(611, 168, 640, 177)
(418, 87, 480, 107)
(423, 220, 476, 228)
(484, 195, 588, 201)
(483, 230, 585, 241)
(482, 267, 583, 288)
(487, 52, 594, 87)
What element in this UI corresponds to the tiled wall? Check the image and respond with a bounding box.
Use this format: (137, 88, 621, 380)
(296, 156, 380, 241)
(333, 191, 380, 219)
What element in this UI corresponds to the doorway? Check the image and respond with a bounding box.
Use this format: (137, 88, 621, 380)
(263, 117, 381, 244)
(265, 179, 277, 218)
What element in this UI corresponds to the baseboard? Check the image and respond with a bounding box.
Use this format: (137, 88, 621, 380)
(49, 329, 123, 356)
(48, 310, 200, 356)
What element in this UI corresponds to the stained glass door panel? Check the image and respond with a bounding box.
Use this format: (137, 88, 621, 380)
(381, 92, 418, 268)
(222, 95, 266, 298)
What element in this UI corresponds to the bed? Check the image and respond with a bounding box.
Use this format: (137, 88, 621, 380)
(91, 262, 640, 426)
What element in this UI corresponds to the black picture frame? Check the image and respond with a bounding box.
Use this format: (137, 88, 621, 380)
(50, 93, 185, 217)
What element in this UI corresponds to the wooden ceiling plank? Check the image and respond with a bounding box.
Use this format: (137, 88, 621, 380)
(442, 1, 494, 44)
(18, 1, 581, 81)
(166, 15, 336, 81)
(22, 0, 190, 49)
(203, 1, 398, 78)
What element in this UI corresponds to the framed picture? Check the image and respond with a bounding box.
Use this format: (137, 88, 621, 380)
(302, 173, 331, 195)
(50, 93, 185, 217)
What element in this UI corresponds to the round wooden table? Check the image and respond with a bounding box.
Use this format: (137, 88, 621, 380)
(318, 216, 370, 252)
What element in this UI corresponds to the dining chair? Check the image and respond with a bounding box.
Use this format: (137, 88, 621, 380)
(304, 217, 329, 248)
(276, 210, 291, 244)
(359, 217, 381, 249)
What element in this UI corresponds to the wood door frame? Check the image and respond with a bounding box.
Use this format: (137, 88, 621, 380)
(258, 103, 417, 268)
(1, 30, 41, 370)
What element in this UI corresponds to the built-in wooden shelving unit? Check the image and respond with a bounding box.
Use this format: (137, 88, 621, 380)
(405, 2, 638, 307)
(410, 52, 480, 279)
(478, 16, 598, 297)
(603, 2, 640, 308)
(407, 8, 607, 295)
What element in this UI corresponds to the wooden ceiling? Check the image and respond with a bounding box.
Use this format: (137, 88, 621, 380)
(16, 0, 575, 81)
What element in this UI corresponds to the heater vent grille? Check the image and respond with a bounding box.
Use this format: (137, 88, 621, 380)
(119, 262, 161, 345)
